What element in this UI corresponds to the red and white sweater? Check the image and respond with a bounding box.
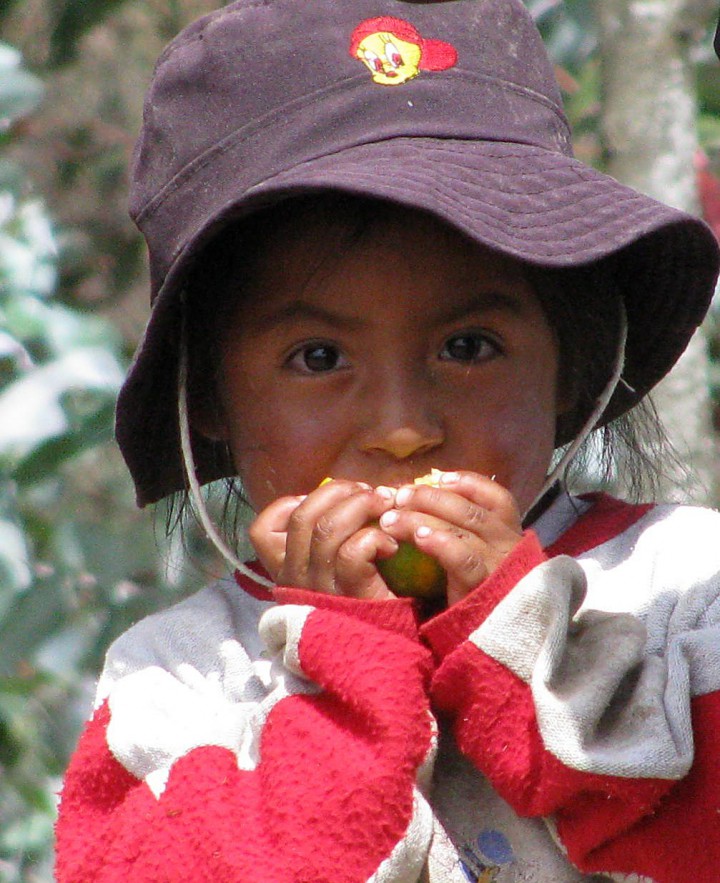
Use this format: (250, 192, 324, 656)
(55, 493, 720, 882)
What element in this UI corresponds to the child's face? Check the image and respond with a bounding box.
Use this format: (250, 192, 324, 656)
(211, 209, 563, 516)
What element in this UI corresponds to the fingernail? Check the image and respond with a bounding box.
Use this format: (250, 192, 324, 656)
(416, 525, 432, 538)
(357, 481, 373, 490)
(380, 510, 398, 527)
(439, 471, 460, 484)
(395, 486, 412, 506)
(376, 485, 396, 501)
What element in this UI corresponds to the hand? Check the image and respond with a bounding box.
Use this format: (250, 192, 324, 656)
(249, 481, 399, 600)
(377, 471, 523, 607)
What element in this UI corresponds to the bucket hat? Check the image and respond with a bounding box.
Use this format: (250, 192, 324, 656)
(117, 0, 720, 506)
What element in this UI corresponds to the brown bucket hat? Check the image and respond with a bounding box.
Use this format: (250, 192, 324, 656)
(117, 0, 720, 506)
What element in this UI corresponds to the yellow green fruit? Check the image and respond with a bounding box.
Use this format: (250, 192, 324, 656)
(319, 470, 447, 600)
(377, 540, 447, 600)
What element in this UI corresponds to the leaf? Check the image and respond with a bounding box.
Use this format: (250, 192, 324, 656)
(527, 0, 599, 71)
(525, 0, 563, 25)
(0, 330, 33, 372)
(9, 398, 116, 486)
(0, 515, 32, 594)
(0, 158, 26, 195)
(48, 0, 135, 67)
(2, 296, 121, 358)
(0, 198, 57, 301)
(0, 805, 55, 855)
(0, 571, 72, 678)
(699, 113, 720, 150)
(0, 711, 22, 767)
(0, 44, 43, 129)
(0, 479, 32, 596)
(0, 347, 122, 471)
(0, 0, 22, 23)
(698, 58, 720, 116)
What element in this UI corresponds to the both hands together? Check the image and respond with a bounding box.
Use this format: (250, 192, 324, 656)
(249, 471, 524, 608)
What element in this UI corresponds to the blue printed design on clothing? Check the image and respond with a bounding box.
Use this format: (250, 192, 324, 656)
(459, 829, 515, 881)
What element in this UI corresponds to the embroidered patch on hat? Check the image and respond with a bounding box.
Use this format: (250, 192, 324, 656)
(350, 16, 458, 86)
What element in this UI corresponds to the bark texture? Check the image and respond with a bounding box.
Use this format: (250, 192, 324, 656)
(598, 0, 719, 504)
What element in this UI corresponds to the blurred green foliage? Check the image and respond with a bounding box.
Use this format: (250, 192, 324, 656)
(0, 39, 119, 882)
(0, 1, 719, 880)
(0, 13, 218, 879)
(48, 0, 138, 66)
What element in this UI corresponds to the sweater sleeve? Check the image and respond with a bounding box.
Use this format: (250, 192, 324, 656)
(55, 582, 436, 883)
(422, 514, 720, 883)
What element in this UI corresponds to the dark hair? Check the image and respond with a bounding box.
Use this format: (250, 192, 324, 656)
(526, 261, 681, 500)
(166, 193, 678, 547)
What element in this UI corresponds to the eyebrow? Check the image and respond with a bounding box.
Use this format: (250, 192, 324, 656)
(250, 288, 528, 335)
(435, 290, 528, 325)
(250, 300, 366, 333)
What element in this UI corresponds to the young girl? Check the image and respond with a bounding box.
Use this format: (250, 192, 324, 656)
(55, 1, 720, 881)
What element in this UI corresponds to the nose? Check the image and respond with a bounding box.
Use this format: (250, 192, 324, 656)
(364, 425, 442, 459)
(359, 370, 444, 460)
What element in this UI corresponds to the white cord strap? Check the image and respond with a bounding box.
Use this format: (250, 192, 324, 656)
(177, 298, 275, 588)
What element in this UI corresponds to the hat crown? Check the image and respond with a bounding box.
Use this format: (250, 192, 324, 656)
(130, 0, 569, 262)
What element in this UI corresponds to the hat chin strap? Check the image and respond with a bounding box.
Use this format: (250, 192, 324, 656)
(523, 302, 629, 521)
(178, 302, 275, 588)
(177, 300, 627, 587)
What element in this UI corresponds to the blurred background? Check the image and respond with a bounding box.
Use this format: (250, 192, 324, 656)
(0, 1, 719, 879)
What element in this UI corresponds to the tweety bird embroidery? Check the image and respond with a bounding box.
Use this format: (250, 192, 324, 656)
(350, 16, 458, 86)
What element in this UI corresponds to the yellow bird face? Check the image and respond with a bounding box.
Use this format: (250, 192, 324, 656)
(355, 31, 423, 86)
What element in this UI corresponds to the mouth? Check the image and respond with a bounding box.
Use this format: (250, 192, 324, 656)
(368, 467, 444, 489)
(320, 473, 419, 490)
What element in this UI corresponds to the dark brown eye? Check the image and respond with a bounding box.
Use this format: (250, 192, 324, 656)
(287, 343, 347, 374)
(440, 333, 497, 363)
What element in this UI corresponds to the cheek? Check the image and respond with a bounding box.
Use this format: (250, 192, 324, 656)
(457, 367, 558, 498)
(223, 396, 346, 508)
(478, 400, 555, 467)
(479, 419, 554, 516)
(503, 380, 559, 500)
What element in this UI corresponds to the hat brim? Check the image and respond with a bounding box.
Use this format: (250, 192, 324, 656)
(117, 137, 720, 505)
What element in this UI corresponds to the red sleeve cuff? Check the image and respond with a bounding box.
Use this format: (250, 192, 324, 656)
(271, 586, 422, 641)
(419, 530, 547, 661)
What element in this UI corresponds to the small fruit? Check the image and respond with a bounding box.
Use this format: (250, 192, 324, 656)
(377, 470, 446, 600)
(318, 471, 447, 601)
(376, 540, 446, 600)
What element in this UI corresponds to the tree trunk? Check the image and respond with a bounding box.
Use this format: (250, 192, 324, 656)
(597, 0, 719, 504)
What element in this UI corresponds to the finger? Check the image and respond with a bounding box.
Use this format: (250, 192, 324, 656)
(393, 479, 521, 543)
(411, 522, 519, 603)
(302, 488, 395, 590)
(249, 495, 307, 578)
(436, 471, 522, 527)
(281, 481, 370, 585)
(333, 526, 398, 600)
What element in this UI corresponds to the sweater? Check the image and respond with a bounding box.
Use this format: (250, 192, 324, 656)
(55, 492, 720, 882)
